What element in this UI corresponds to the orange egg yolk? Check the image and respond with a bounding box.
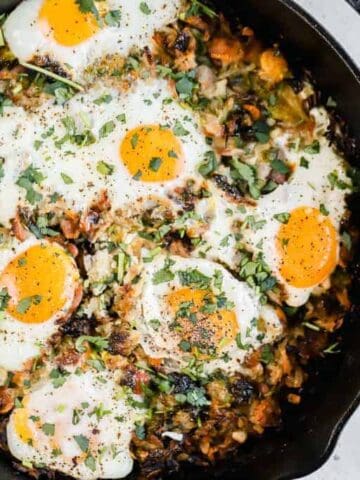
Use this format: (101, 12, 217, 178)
(39, 0, 99, 47)
(0, 243, 77, 324)
(276, 206, 338, 288)
(167, 287, 238, 354)
(120, 124, 183, 182)
(13, 398, 34, 445)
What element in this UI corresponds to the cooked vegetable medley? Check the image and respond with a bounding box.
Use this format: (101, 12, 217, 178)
(0, 1, 358, 479)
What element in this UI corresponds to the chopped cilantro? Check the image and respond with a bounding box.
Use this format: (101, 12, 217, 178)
(75, 335, 109, 353)
(173, 120, 189, 136)
(99, 120, 115, 138)
(96, 160, 114, 176)
(61, 172, 74, 184)
(152, 258, 175, 284)
(42, 423, 55, 436)
(16, 295, 42, 314)
(273, 212, 290, 224)
(104, 9, 121, 27)
(149, 157, 162, 172)
(304, 140, 320, 154)
(93, 94, 112, 105)
(300, 156, 309, 168)
(73, 434, 89, 452)
(16, 165, 45, 205)
(198, 150, 217, 177)
(319, 203, 329, 216)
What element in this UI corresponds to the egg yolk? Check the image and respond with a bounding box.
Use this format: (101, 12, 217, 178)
(0, 243, 77, 324)
(13, 399, 34, 445)
(39, 0, 99, 47)
(120, 124, 183, 182)
(167, 287, 238, 355)
(276, 206, 338, 288)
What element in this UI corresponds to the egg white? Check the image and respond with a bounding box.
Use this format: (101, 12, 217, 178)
(243, 108, 351, 306)
(0, 235, 78, 371)
(0, 78, 209, 226)
(137, 254, 283, 375)
(7, 369, 144, 480)
(4, 0, 181, 82)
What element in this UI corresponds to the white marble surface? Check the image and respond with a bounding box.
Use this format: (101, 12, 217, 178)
(292, 1, 360, 479)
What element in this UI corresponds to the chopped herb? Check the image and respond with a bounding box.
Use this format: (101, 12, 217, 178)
(271, 158, 290, 174)
(44, 81, 75, 105)
(16, 165, 45, 205)
(0, 93, 13, 115)
(149, 157, 162, 172)
(304, 140, 320, 154)
(327, 171, 351, 190)
(74, 434, 89, 452)
(179, 340, 191, 352)
(49, 368, 70, 388)
(198, 150, 217, 177)
(300, 156, 309, 168)
(42, 423, 55, 436)
(75, 335, 109, 353)
(75, 0, 99, 19)
(87, 359, 105, 372)
(131, 133, 139, 149)
(99, 120, 115, 138)
(173, 120, 189, 136)
(93, 94, 112, 105)
(96, 160, 114, 176)
(326, 96, 337, 108)
(139, 2, 151, 14)
(152, 258, 175, 284)
(341, 231, 352, 251)
(85, 454, 96, 472)
(149, 319, 161, 331)
(168, 150, 178, 158)
(319, 203, 329, 216)
(0, 287, 10, 313)
(178, 268, 211, 289)
(16, 295, 42, 314)
(91, 403, 111, 421)
(104, 9, 121, 27)
(273, 212, 290, 224)
(135, 422, 146, 439)
(185, 0, 217, 19)
(115, 113, 125, 124)
(175, 70, 198, 100)
(61, 172, 74, 184)
(133, 169, 142, 180)
(235, 332, 250, 350)
(253, 120, 270, 144)
(260, 344, 274, 364)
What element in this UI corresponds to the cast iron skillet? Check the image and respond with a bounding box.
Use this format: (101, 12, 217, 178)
(0, 1, 359, 479)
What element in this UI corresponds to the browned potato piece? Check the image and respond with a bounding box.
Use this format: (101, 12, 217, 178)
(209, 36, 244, 65)
(259, 48, 288, 84)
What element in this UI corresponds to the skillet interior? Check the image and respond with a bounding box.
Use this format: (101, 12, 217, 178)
(0, 1, 359, 479)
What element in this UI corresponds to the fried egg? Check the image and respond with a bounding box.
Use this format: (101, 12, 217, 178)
(0, 78, 209, 226)
(0, 236, 79, 370)
(137, 254, 283, 374)
(7, 369, 144, 479)
(4, 0, 181, 81)
(244, 108, 351, 306)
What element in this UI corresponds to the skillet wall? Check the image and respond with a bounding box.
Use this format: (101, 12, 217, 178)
(0, 1, 359, 480)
